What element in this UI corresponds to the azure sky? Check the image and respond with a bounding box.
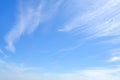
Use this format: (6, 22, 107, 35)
(0, 0, 120, 80)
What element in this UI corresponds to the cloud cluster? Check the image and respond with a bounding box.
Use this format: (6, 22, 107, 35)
(2, 0, 120, 79)
(5, 0, 120, 52)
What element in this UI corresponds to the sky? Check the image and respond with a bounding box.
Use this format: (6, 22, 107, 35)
(0, 0, 120, 80)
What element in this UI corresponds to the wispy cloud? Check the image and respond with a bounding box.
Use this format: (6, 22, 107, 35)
(0, 49, 8, 59)
(0, 49, 3, 54)
(5, 1, 42, 52)
(0, 59, 50, 80)
(0, 65, 120, 80)
(0, 59, 35, 73)
(59, 0, 120, 39)
(108, 56, 120, 62)
(108, 48, 120, 62)
(0, 59, 43, 80)
(2, 58, 120, 80)
(5, 0, 63, 52)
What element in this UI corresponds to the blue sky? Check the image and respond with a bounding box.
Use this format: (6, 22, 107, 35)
(0, 0, 120, 80)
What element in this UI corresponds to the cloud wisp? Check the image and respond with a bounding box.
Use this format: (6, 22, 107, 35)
(0, 49, 8, 59)
(0, 63, 120, 80)
(0, 49, 3, 54)
(5, 0, 42, 52)
(5, 0, 63, 52)
(108, 48, 120, 62)
(59, 0, 120, 39)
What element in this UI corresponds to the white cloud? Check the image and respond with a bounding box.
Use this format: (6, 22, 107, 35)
(0, 59, 120, 80)
(0, 64, 120, 80)
(5, 0, 63, 52)
(5, 1, 42, 52)
(59, 0, 120, 39)
(0, 59, 35, 73)
(0, 49, 8, 59)
(98, 37, 120, 45)
(110, 48, 120, 56)
(108, 56, 120, 62)
(108, 48, 120, 62)
(0, 49, 3, 54)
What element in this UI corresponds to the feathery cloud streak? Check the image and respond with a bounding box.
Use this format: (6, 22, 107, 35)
(0, 59, 35, 73)
(59, 0, 120, 39)
(5, 0, 63, 52)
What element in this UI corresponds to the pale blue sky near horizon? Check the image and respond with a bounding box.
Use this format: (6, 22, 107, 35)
(0, 0, 120, 80)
